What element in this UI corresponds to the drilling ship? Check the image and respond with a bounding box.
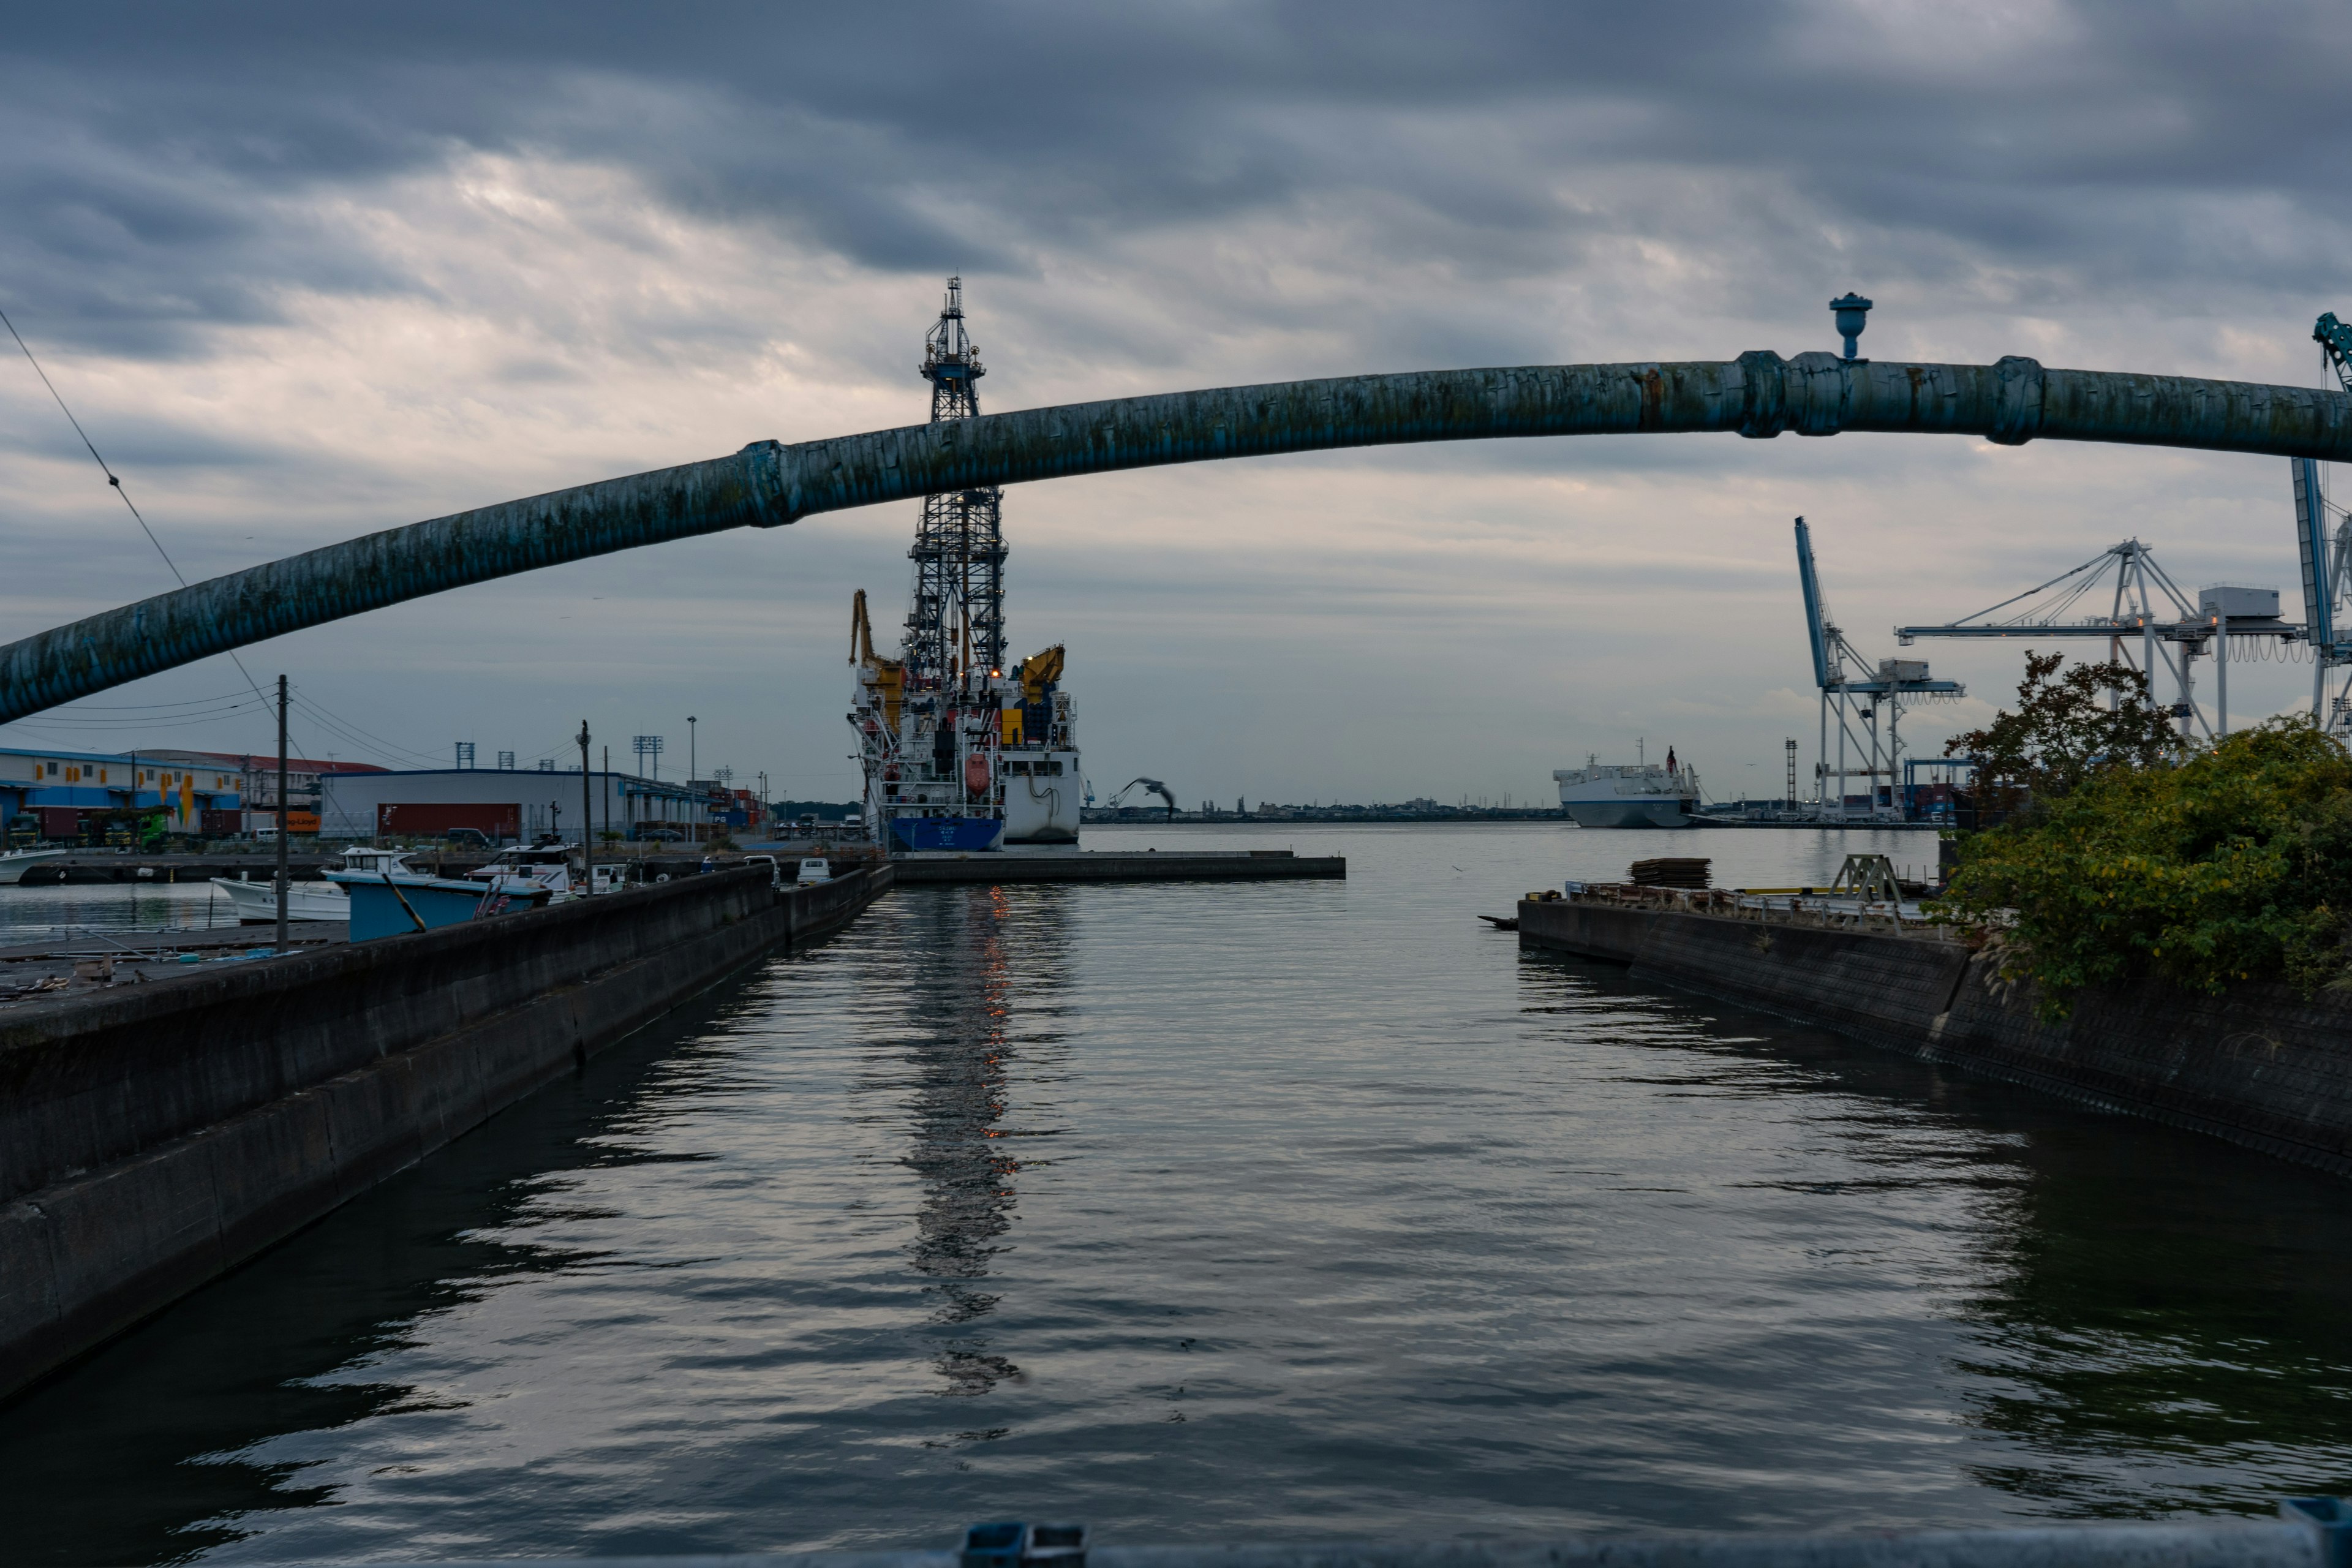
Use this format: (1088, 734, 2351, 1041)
(848, 279, 1084, 853)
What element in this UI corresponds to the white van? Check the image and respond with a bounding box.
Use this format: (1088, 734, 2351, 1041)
(796, 858, 832, 886)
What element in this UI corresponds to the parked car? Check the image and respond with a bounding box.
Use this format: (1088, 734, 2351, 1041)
(443, 827, 491, 849)
(636, 826, 685, 843)
(796, 858, 833, 886)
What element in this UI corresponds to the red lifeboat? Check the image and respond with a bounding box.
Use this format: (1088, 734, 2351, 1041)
(964, 753, 992, 795)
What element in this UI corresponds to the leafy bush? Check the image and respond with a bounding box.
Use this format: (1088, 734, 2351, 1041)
(1941, 718, 2352, 1016)
(1944, 649, 2177, 819)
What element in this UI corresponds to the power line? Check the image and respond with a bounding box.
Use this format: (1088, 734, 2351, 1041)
(13, 688, 255, 714)
(287, 691, 448, 769)
(1, 304, 278, 724)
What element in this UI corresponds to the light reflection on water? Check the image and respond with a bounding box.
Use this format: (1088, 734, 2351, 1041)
(0, 880, 247, 942)
(4, 824, 2350, 1566)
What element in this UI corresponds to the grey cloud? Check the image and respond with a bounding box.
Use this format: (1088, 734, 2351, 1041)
(6, 2, 2350, 360)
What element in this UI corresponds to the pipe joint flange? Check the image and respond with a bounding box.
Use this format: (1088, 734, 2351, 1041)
(738, 439, 797, 527)
(1735, 350, 1787, 439)
(1989, 355, 2046, 447)
(1786, 351, 1849, 437)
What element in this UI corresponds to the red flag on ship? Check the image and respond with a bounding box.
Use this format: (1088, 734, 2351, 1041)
(1665, 747, 1676, 774)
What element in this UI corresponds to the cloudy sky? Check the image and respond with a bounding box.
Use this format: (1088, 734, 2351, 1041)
(4, 1, 2351, 806)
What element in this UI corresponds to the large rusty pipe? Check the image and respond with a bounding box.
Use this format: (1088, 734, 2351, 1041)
(6, 350, 2351, 725)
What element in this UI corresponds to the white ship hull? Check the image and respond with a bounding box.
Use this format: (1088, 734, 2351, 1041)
(209, 846, 421, 921)
(211, 876, 350, 921)
(1003, 750, 1082, 844)
(1561, 797, 1698, 828)
(0, 849, 70, 885)
(1554, 760, 1702, 829)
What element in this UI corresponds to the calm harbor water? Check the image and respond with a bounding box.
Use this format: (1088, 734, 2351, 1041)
(7, 823, 2351, 1564)
(0, 879, 244, 943)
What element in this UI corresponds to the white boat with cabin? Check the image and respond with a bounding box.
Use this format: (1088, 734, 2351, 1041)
(209, 846, 416, 922)
(464, 843, 580, 900)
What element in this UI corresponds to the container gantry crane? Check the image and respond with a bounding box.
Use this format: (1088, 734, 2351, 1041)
(1794, 518, 1963, 823)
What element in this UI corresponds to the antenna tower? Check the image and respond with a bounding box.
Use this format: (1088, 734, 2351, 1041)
(905, 276, 1006, 690)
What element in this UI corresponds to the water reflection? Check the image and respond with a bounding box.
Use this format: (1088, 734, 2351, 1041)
(1515, 942, 2352, 1517)
(1953, 1129, 2352, 1513)
(881, 886, 1072, 1399)
(0, 986, 762, 1568)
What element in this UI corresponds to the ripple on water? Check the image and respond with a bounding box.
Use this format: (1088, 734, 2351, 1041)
(2, 825, 2351, 1565)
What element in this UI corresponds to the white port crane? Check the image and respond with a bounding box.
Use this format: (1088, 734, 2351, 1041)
(1795, 518, 1964, 823)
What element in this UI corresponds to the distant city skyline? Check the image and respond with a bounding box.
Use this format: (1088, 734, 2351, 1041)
(5, 4, 2350, 802)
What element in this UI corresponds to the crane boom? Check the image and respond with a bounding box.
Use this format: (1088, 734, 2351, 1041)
(2318, 312, 2352, 394)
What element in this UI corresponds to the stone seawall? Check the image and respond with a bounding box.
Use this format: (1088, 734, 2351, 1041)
(1519, 897, 2352, 1179)
(0, 864, 891, 1400)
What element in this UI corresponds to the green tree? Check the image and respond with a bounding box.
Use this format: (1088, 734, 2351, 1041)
(1943, 650, 2178, 820)
(1942, 718, 2352, 1016)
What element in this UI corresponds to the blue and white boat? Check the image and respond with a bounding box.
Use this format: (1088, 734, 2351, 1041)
(323, 868, 552, 941)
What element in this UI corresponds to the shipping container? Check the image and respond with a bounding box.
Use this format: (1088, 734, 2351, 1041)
(377, 802, 522, 840)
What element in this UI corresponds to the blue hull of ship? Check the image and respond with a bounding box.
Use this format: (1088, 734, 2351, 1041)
(890, 816, 1005, 853)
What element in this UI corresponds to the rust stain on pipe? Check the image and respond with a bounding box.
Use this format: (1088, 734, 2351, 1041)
(5, 353, 2350, 725)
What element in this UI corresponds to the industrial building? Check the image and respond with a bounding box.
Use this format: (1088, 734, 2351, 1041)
(145, 748, 387, 835)
(0, 745, 247, 840)
(318, 765, 709, 843)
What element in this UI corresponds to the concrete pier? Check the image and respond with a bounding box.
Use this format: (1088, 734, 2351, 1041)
(891, 848, 1344, 883)
(0, 864, 892, 1401)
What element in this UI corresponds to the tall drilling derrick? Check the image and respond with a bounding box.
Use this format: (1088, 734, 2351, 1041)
(905, 276, 1006, 691)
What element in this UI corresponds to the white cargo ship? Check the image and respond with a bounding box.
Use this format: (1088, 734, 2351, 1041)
(1553, 750, 1701, 827)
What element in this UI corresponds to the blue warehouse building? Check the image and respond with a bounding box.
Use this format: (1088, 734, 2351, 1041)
(0, 745, 244, 840)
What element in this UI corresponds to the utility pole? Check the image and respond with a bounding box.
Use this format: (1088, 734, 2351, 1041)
(275, 674, 290, 953)
(602, 744, 611, 856)
(578, 720, 594, 891)
(687, 715, 698, 843)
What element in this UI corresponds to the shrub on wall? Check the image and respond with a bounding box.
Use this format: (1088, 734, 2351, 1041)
(1943, 719, 2352, 1016)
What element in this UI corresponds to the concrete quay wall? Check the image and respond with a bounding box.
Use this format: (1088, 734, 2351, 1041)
(1519, 897, 2352, 1178)
(0, 864, 891, 1401)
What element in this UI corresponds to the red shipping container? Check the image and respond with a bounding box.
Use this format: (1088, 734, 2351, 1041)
(378, 802, 522, 839)
(38, 808, 82, 840)
(200, 809, 243, 836)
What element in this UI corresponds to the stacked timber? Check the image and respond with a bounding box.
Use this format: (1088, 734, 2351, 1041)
(1629, 858, 1710, 889)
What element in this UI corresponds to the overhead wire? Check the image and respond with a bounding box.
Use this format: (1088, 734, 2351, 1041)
(2, 307, 448, 774)
(286, 690, 450, 770)
(2, 304, 279, 744)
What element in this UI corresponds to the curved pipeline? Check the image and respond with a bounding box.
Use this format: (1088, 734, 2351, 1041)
(6, 350, 2351, 725)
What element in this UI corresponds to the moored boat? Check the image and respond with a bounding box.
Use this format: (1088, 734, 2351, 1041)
(462, 842, 580, 899)
(0, 848, 71, 886)
(323, 867, 553, 941)
(209, 846, 415, 922)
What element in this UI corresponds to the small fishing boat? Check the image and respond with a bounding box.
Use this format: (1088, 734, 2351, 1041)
(323, 867, 552, 941)
(464, 842, 580, 899)
(0, 847, 70, 886)
(209, 846, 416, 922)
